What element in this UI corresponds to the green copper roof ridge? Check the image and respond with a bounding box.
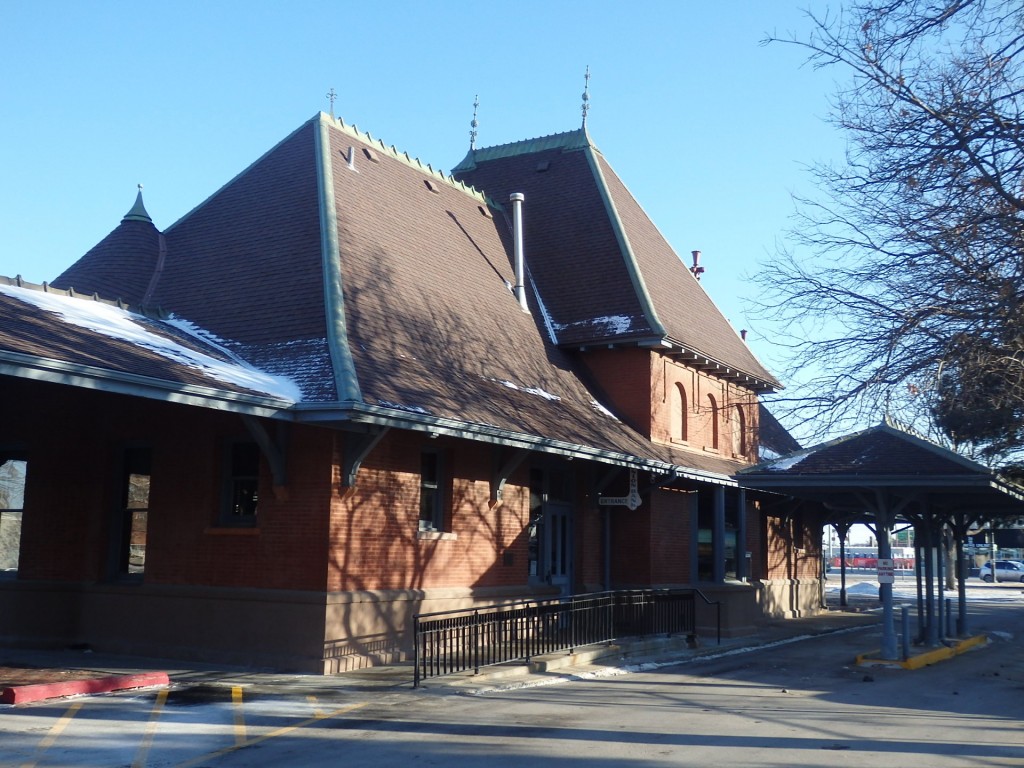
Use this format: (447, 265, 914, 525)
(451, 126, 597, 173)
(0, 273, 165, 318)
(583, 145, 666, 338)
(315, 115, 363, 403)
(122, 187, 152, 223)
(322, 112, 488, 205)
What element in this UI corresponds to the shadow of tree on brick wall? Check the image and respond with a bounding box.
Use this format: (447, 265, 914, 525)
(321, 450, 537, 672)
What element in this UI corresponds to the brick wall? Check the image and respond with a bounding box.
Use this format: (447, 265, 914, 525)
(576, 348, 654, 437)
(649, 356, 761, 463)
(328, 432, 534, 593)
(764, 509, 824, 581)
(3, 377, 334, 591)
(579, 349, 761, 465)
(649, 488, 692, 583)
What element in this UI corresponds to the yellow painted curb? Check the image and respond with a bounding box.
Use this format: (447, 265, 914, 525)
(856, 634, 987, 670)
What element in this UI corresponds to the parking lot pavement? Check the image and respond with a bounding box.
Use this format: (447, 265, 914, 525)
(2, 596, 1021, 768)
(1, 605, 886, 708)
(5, 568, 1022, 708)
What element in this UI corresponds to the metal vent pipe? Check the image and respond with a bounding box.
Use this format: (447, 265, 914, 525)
(510, 192, 528, 312)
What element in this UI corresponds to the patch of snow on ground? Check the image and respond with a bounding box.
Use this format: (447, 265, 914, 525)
(844, 581, 883, 595)
(826, 576, 1024, 602)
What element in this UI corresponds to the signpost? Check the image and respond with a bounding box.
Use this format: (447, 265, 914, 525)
(598, 468, 642, 511)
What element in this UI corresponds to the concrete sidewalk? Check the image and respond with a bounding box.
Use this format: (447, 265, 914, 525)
(1, 607, 884, 704)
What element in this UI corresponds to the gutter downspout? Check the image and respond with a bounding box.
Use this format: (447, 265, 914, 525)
(510, 192, 529, 312)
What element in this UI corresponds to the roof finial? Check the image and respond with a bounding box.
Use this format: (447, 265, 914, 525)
(469, 94, 479, 150)
(326, 87, 337, 119)
(122, 184, 152, 224)
(581, 65, 591, 128)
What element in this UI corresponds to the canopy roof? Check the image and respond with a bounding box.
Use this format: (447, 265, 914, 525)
(738, 421, 1024, 521)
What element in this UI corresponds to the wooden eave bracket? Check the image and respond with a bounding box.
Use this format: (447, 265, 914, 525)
(647, 470, 682, 492)
(241, 415, 289, 499)
(342, 428, 389, 490)
(490, 448, 530, 507)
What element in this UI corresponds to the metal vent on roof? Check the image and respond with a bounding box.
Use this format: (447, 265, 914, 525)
(536, 160, 550, 172)
(362, 147, 379, 163)
(424, 179, 440, 194)
(478, 205, 492, 219)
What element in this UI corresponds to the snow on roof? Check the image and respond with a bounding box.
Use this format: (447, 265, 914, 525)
(0, 285, 302, 402)
(484, 376, 561, 402)
(764, 451, 810, 471)
(554, 314, 638, 336)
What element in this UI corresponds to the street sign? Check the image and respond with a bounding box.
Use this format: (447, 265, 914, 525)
(877, 558, 894, 584)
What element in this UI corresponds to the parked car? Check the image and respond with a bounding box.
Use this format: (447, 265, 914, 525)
(978, 560, 1024, 583)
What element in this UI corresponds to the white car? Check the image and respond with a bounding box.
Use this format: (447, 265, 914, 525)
(978, 560, 1024, 583)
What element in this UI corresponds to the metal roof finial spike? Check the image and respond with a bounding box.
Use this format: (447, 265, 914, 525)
(123, 184, 152, 224)
(469, 94, 479, 150)
(326, 87, 337, 118)
(581, 65, 591, 128)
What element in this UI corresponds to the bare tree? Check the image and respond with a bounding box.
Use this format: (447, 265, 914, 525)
(756, 0, 1024, 461)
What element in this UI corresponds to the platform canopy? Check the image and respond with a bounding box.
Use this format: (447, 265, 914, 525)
(738, 419, 1024, 659)
(738, 420, 1024, 524)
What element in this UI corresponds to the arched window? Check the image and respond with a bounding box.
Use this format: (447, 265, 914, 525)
(707, 394, 719, 450)
(671, 383, 688, 442)
(734, 404, 747, 456)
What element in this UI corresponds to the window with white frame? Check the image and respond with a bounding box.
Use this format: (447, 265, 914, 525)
(0, 453, 27, 574)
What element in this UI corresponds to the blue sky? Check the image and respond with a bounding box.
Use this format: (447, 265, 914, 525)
(0, 0, 842, 374)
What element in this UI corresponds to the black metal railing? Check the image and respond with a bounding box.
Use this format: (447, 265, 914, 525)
(413, 588, 719, 687)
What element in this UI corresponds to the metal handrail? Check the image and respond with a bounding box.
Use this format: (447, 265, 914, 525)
(692, 588, 722, 645)
(413, 588, 701, 687)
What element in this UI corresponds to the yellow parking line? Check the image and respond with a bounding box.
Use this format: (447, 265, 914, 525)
(132, 688, 168, 768)
(173, 701, 366, 768)
(307, 694, 325, 718)
(232, 686, 246, 745)
(20, 701, 83, 768)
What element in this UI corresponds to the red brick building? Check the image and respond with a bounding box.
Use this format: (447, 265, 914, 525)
(0, 113, 822, 672)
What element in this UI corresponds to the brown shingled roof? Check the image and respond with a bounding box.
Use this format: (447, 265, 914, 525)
(738, 421, 1024, 517)
(742, 421, 996, 480)
(31, 112, 769, 480)
(51, 214, 161, 307)
(0, 278, 296, 409)
(452, 130, 779, 390)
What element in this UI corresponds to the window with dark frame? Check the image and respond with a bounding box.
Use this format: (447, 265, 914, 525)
(222, 441, 260, 526)
(418, 450, 445, 532)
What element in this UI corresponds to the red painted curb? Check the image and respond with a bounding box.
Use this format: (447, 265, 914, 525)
(0, 671, 170, 705)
